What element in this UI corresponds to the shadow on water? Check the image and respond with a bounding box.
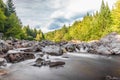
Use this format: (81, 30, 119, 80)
(1, 53, 120, 80)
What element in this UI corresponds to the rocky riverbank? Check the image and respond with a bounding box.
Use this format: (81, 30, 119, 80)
(0, 32, 120, 79)
(0, 32, 120, 63)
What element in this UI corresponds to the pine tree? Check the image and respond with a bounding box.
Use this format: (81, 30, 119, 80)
(0, 8, 6, 32)
(0, 0, 6, 32)
(112, 0, 120, 32)
(5, 13, 22, 38)
(35, 29, 45, 41)
(6, 0, 15, 16)
(95, 0, 112, 35)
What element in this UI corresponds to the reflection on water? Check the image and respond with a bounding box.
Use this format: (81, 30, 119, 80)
(1, 53, 120, 80)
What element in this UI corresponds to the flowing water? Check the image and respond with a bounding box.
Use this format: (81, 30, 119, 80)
(1, 53, 120, 80)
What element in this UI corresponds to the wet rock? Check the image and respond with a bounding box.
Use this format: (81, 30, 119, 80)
(105, 75, 119, 80)
(40, 40, 55, 47)
(49, 61, 65, 67)
(32, 63, 42, 67)
(32, 43, 42, 52)
(21, 41, 36, 48)
(42, 45, 63, 56)
(88, 32, 120, 55)
(35, 58, 44, 64)
(64, 43, 76, 52)
(0, 40, 10, 54)
(76, 42, 89, 53)
(0, 58, 6, 67)
(4, 52, 35, 63)
(32, 58, 44, 67)
(33, 57, 51, 67)
(35, 53, 44, 58)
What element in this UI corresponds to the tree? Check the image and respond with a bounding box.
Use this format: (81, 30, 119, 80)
(0, 8, 6, 32)
(0, 0, 6, 33)
(35, 29, 45, 41)
(45, 0, 113, 42)
(5, 13, 22, 39)
(98, 0, 112, 31)
(112, 0, 120, 32)
(6, 0, 15, 16)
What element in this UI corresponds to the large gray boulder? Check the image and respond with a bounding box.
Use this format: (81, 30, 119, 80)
(0, 40, 10, 54)
(0, 58, 6, 67)
(42, 45, 63, 56)
(88, 32, 120, 55)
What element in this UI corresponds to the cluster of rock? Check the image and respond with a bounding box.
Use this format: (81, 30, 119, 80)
(63, 32, 120, 55)
(0, 32, 120, 68)
(0, 39, 66, 69)
(4, 52, 35, 63)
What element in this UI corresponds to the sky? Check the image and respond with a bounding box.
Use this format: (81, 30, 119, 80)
(4, 0, 117, 33)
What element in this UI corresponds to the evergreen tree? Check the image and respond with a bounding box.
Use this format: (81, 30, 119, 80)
(0, 0, 6, 33)
(5, 13, 22, 38)
(0, 8, 6, 32)
(45, 0, 113, 42)
(112, 0, 120, 32)
(6, 0, 15, 16)
(35, 29, 44, 41)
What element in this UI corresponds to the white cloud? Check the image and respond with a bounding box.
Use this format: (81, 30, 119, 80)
(13, 0, 117, 33)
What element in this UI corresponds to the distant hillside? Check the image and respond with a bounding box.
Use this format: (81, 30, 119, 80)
(45, 0, 120, 42)
(1, 0, 120, 42)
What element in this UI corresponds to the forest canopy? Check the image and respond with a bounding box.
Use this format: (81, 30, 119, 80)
(0, 0, 120, 42)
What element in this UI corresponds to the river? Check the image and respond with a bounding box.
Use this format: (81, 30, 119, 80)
(1, 53, 120, 80)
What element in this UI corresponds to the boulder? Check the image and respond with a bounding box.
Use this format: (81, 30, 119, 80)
(105, 75, 119, 80)
(0, 40, 10, 54)
(49, 61, 65, 67)
(88, 32, 120, 55)
(32, 43, 42, 52)
(0, 58, 6, 67)
(64, 43, 76, 52)
(32, 57, 51, 67)
(4, 52, 35, 63)
(35, 58, 44, 64)
(76, 42, 89, 53)
(40, 40, 55, 46)
(42, 45, 63, 56)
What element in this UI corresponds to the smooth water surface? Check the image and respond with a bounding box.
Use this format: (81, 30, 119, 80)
(1, 53, 120, 80)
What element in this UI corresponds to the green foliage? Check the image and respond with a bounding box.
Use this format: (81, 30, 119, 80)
(112, 0, 120, 33)
(6, 0, 15, 16)
(5, 13, 22, 38)
(0, 0, 45, 40)
(0, 0, 120, 42)
(45, 0, 113, 42)
(0, 8, 6, 32)
(35, 30, 45, 41)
